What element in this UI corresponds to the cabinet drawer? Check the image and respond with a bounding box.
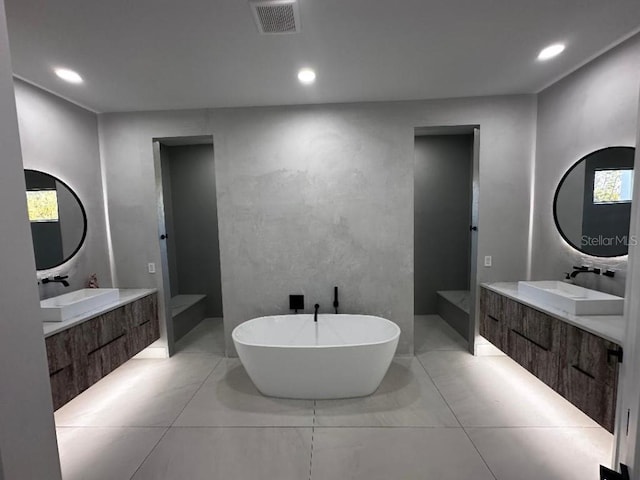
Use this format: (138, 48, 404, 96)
(558, 365, 616, 432)
(128, 318, 160, 355)
(479, 312, 509, 352)
(50, 363, 87, 410)
(86, 334, 130, 386)
(562, 325, 620, 388)
(45, 327, 83, 374)
(125, 294, 158, 329)
(510, 305, 565, 354)
(480, 288, 516, 321)
(125, 294, 159, 354)
(508, 328, 560, 390)
(81, 307, 128, 353)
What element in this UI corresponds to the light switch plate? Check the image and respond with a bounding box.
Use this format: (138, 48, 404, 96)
(148, 262, 156, 274)
(484, 256, 492, 267)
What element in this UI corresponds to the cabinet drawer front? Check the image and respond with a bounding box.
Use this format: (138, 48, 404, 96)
(125, 294, 158, 329)
(480, 288, 505, 320)
(511, 306, 565, 353)
(558, 365, 616, 432)
(81, 308, 128, 353)
(480, 312, 509, 352)
(563, 325, 620, 388)
(128, 318, 160, 355)
(49, 364, 85, 410)
(508, 329, 560, 390)
(45, 327, 82, 374)
(86, 334, 130, 386)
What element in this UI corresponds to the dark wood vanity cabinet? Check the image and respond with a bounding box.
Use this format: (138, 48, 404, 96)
(45, 293, 159, 410)
(479, 288, 510, 351)
(558, 325, 620, 432)
(46, 326, 87, 409)
(479, 287, 620, 432)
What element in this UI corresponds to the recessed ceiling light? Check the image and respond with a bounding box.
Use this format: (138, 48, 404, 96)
(537, 43, 565, 61)
(54, 68, 83, 84)
(297, 68, 316, 85)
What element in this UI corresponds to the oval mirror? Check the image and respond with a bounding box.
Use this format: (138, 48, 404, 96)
(24, 170, 87, 270)
(553, 146, 635, 257)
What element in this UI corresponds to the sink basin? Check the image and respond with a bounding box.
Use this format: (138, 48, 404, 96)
(517, 281, 624, 316)
(41, 288, 120, 322)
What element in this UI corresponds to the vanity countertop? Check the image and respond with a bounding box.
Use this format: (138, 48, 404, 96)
(481, 282, 625, 346)
(42, 288, 157, 338)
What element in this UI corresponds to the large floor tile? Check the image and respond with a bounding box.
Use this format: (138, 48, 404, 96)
(132, 427, 311, 480)
(312, 427, 495, 480)
(173, 358, 314, 426)
(418, 351, 600, 427)
(315, 357, 459, 427)
(414, 315, 468, 353)
(55, 353, 222, 427)
(467, 427, 613, 480)
(175, 317, 225, 355)
(56, 426, 166, 480)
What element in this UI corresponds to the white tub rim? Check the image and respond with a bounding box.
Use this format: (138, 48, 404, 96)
(232, 314, 400, 350)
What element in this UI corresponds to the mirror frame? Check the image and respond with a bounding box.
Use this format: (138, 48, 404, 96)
(552, 146, 635, 258)
(25, 169, 88, 270)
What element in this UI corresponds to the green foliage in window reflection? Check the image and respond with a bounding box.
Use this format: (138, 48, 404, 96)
(26, 190, 59, 222)
(593, 169, 633, 204)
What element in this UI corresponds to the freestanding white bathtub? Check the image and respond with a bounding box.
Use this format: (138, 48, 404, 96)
(232, 314, 400, 399)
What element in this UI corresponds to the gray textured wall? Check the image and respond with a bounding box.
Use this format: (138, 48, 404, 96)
(14, 79, 112, 298)
(0, 1, 61, 477)
(414, 134, 473, 314)
(532, 34, 640, 296)
(99, 96, 536, 356)
(164, 144, 223, 317)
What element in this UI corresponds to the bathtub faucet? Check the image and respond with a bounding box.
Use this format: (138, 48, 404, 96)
(314, 304, 319, 322)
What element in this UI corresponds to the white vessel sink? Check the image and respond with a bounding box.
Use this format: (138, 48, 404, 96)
(517, 281, 624, 316)
(41, 288, 120, 322)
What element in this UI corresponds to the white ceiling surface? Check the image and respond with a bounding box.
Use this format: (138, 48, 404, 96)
(5, 0, 640, 113)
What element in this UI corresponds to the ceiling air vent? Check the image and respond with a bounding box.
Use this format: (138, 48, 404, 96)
(250, 0, 301, 34)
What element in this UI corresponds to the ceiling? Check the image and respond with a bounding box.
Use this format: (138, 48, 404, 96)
(5, 0, 640, 113)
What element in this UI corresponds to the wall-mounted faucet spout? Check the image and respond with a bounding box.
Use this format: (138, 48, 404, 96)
(314, 304, 319, 322)
(42, 275, 70, 287)
(569, 266, 601, 278)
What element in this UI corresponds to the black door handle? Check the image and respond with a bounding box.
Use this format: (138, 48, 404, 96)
(160, 234, 168, 240)
(607, 347, 623, 363)
(470, 225, 478, 231)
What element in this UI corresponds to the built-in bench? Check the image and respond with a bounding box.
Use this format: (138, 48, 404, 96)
(436, 290, 470, 340)
(171, 294, 207, 342)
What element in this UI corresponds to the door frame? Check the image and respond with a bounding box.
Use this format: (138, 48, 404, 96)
(413, 125, 481, 355)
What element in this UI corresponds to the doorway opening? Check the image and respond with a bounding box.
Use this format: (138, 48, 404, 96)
(154, 135, 224, 356)
(414, 126, 480, 354)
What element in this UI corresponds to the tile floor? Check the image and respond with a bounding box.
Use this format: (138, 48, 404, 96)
(54, 315, 613, 480)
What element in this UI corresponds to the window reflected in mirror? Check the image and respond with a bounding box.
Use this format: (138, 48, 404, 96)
(24, 170, 87, 270)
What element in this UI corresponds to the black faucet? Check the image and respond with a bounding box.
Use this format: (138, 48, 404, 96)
(314, 304, 319, 322)
(41, 275, 70, 287)
(569, 266, 601, 278)
(333, 286, 339, 314)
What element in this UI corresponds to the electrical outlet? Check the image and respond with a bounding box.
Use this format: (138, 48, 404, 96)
(148, 262, 156, 274)
(484, 256, 492, 267)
